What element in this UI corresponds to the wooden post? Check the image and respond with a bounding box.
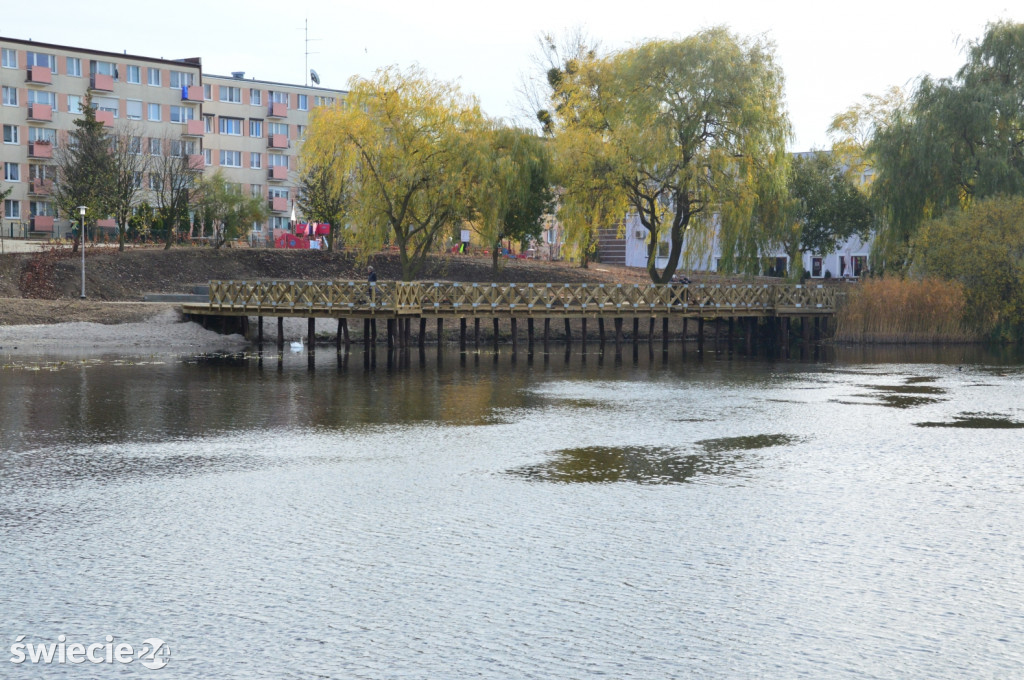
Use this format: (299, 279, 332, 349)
(580, 318, 587, 352)
(436, 318, 443, 346)
(257, 315, 264, 346)
(493, 318, 500, 352)
(419, 318, 427, 348)
(820, 316, 830, 340)
(662, 317, 669, 352)
(697, 317, 705, 353)
(681, 318, 688, 352)
(460, 317, 467, 352)
(342, 318, 350, 347)
(511, 318, 518, 354)
(745, 317, 753, 355)
(727, 317, 735, 355)
(632, 317, 640, 345)
(527, 318, 535, 352)
(307, 317, 316, 353)
(802, 316, 812, 348)
(277, 317, 284, 351)
(364, 318, 371, 348)
(386, 318, 395, 349)
(370, 318, 377, 343)
(336, 318, 342, 352)
(614, 317, 623, 355)
(544, 318, 551, 353)
(714, 317, 722, 354)
(564, 318, 572, 345)
(598, 317, 606, 348)
(474, 318, 480, 349)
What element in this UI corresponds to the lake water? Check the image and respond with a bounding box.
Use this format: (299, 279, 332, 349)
(2, 343, 1023, 678)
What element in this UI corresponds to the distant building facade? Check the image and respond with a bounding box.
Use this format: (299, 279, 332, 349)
(0, 36, 346, 241)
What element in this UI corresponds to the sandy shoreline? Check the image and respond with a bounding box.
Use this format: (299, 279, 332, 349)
(0, 308, 250, 356)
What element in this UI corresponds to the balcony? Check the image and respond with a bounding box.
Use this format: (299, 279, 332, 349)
(267, 102, 287, 118)
(90, 73, 114, 91)
(28, 142, 53, 159)
(267, 134, 288, 149)
(95, 110, 115, 127)
(28, 103, 53, 122)
(188, 154, 204, 170)
(267, 166, 288, 181)
(183, 119, 205, 136)
(182, 85, 203, 102)
(27, 66, 52, 85)
(29, 179, 54, 195)
(269, 196, 288, 212)
(30, 216, 55, 232)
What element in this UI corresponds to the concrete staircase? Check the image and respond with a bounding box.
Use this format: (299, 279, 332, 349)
(596, 228, 626, 265)
(142, 285, 209, 303)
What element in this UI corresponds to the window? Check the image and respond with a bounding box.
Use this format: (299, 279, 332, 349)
(148, 67, 161, 86)
(92, 96, 118, 118)
(314, 95, 336, 107)
(219, 117, 242, 135)
(270, 91, 289, 105)
(297, 94, 308, 111)
(4, 200, 20, 220)
(126, 65, 141, 84)
(1, 49, 16, 69)
(268, 153, 288, 168)
(204, 115, 214, 133)
(29, 165, 56, 182)
(169, 71, 194, 88)
(169, 140, 184, 157)
(29, 127, 56, 144)
(297, 125, 306, 139)
(126, 99, 143, 120)
(129, 136, 142, 155)
(68, 95, 83, 114)
(4, 163, 20, 182)
(251, 184, 262, 197)
(26, 52, 56, 73)
(149, 138, 162, 155)
(30, 201, 55, 217)
(270, 216, 289, 230)
(203, 149, 212, 166)
(2, 87, 18, 107)
(170, 105, 195, 123)
(219, 150, 242, 167)
(811, 257, 823, 278)
(66, 56, 82, 77)
(268, 122, 288, 137)
(148, 174, 160, 190)
(249, 119, 263, 138)
(220, 86, 241, 103)
(250, 152, 262, 169)
(131, 172, 143, 189)
(250, 89, 262, 106)
(27, 90, 57, 108)
(148, 103, 161, 121)
(3, 125, 18, 144)
(203, 83, 212, 100)
(91, 60, 116, 77)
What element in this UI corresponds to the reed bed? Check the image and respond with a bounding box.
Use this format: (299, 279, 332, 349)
(834, 277, 979, 343)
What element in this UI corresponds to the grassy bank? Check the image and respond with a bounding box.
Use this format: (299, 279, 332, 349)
(834, 277, 979, 343)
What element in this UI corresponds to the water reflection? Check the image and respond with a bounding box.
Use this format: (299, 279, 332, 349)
(507, 445, 742, 484)
(915, 412, 1024, 429)
(696, 433, 798, 453)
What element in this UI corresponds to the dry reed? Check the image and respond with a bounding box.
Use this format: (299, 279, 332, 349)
(834, 277, 979, 343)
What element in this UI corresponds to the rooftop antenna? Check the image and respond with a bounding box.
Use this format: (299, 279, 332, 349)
(301, 18, 321, 87)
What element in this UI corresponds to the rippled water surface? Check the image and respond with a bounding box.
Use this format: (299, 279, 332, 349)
(2, 345, 1023, 678)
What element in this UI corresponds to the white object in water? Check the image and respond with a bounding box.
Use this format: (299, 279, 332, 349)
(289, 339, 304, 352)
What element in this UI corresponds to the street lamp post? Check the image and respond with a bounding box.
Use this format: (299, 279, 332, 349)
(78, 206, 87, 299)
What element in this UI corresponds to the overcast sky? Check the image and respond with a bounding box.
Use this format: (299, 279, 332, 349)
(5, 0, 1021, 150)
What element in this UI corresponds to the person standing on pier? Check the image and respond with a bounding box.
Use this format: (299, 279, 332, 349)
(367, 266, 377, 283)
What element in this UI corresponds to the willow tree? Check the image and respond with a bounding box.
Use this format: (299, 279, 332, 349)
(301, 66, 484, 280)
(469, 124, 553, 270)
(868, 20, 1024, 271)
(548, 28, 790, 282)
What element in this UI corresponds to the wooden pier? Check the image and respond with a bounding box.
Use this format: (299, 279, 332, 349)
(182, 280, 837, 354)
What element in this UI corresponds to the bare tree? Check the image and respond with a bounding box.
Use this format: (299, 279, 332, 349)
(148, 133, 204, 249)
(109, 123, 150, 251)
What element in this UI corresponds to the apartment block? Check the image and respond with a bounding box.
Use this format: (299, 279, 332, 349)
(0, 36, 346, 241)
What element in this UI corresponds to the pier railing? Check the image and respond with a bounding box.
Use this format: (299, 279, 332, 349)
(202, 281, 837, 317)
